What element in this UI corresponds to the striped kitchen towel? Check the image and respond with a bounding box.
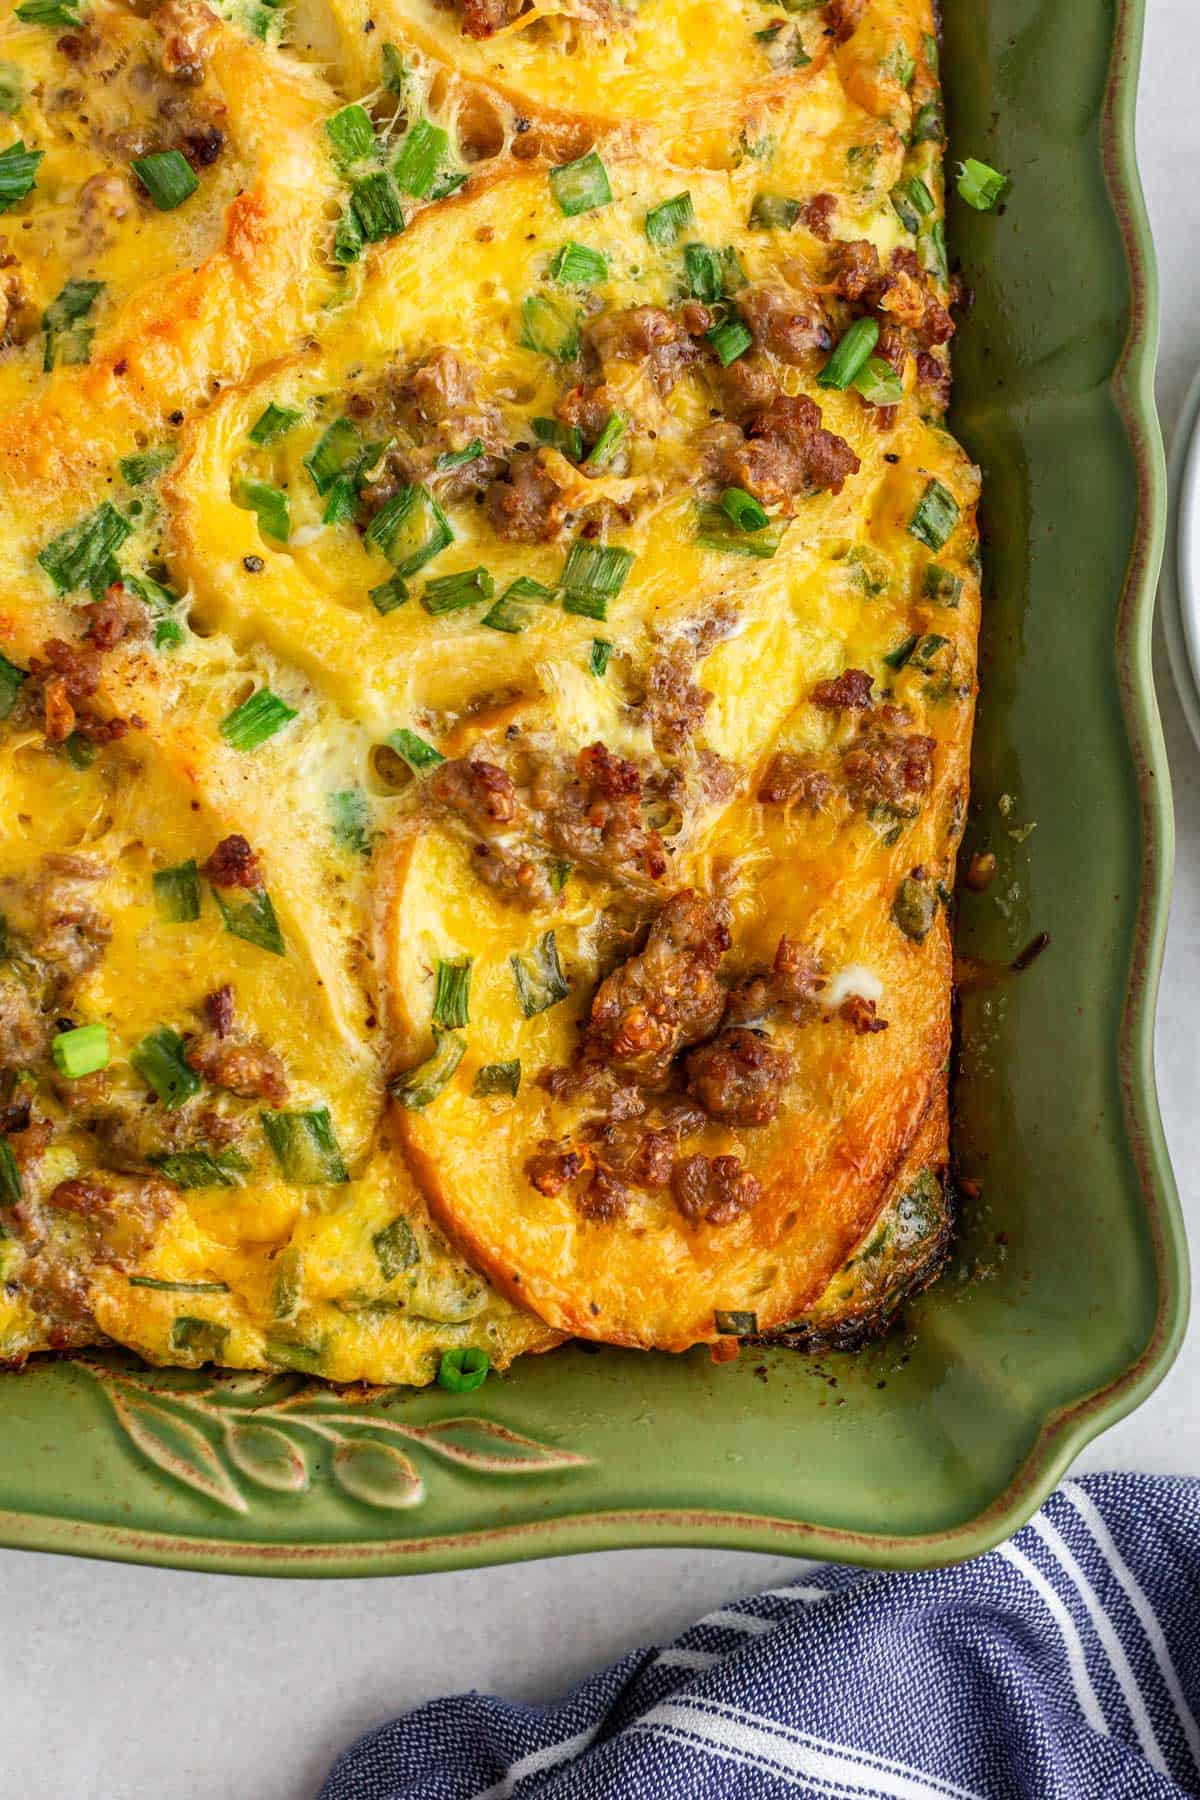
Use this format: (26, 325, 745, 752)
(320, 1473, 1200, 1798)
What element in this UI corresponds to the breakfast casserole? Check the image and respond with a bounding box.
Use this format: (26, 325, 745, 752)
(0, 0, 981, 1384)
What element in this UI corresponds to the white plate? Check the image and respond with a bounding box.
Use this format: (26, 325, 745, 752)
(1163, 362, 1200, 750)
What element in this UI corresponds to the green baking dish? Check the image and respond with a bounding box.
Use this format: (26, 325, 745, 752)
(0, 0, 1183, 1574)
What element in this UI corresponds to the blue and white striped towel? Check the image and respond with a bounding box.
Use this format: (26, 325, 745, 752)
(320, 1474, 1200, 1798)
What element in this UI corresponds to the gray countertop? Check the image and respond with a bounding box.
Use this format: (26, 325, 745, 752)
(4, 7, 1200, 1795)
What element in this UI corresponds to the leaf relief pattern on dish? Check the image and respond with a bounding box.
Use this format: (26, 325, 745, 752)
(83, 1360, 590, 1514)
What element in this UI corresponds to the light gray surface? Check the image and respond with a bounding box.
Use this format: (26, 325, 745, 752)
(4, 10, 1200, 1797)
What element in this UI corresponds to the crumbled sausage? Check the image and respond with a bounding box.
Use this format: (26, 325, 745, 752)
(798, 193, 837, 240)
(839, 993, 888, 1034)
(581, 890, 731, 1088)
(736, 285, 833, 364)
(33, 855, 111, 985)
(430, 759, 520, 832)
(585, 306, 701, 397)
(576, 1166, 630, 1221)
(485, 451, 567, 543)
(203, 984, 235, 1038)
(0, 977, 50, 1069)
(201, 835, 262, 889)
(684, 1026, 791, 1126)
(825, 0, 868, 41)
(671, 1152, 761, 1226)
(724, 935, 825, 1026)
(458, 0, 521, 36)
(757, 751, 833, 810)
(709, 394, 860, 505)
(841, 719, 935, 815)
(811, 668, 874, 710)
(82, 582, 148, 650)
(535, 742, 667, 884)
(525, 1141, 584, 1195)
(46, 1175, 115, 1220)
(185, 1032, 288, 1105)
(716, 351, 780, 424)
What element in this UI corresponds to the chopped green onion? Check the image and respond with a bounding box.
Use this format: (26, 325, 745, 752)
(436, 439, 483, 471)
(890, 176, 934, 233)
(910, 99, 944, 144)
(910, 631, 951, 673)
(472, 1060, 521, 1098)
(550, 150, 612, 217)
(271, 1246, 302, 1319)
(303, 416, 362, 494)
(322, 474, 357, 525)
(482, 575, 554, 634)
(0, 1137, 23, 1203)
(0, 650, 26, 720)
(437, 1346, 489, 1393)
(152, 1146, 249, 1189)
(128, 1276, 230, 1293)
(561, 540, 635, 618)
(818, 317, 879, 390)
(749, 192, 800, 230)
(52, 1022, 109, 1079)
(908, 478, 960, 550)
(696, 502, 783, 559)
(15, 0, 82, 22)
(366, 484, 453, 576)
(0, 138, 42, 213)
(549, 241, 608, 287)
(892, 874, 936, 941)
(120, 443, 176, 486)
(0, 65, 21, 115)
(332, 204, 363, 266)
(38, 503, 131, 594)
(714, 1308, 757, 1335)
(533, 416, 583, 461)
(920, 217, 948, 285)
(706, 316, 753, 366)
(248, 402, 302, 446)
(393, 118, 449, 197)
(585, 412, 626, 470)
(854, 357, 904, 406)
(233, 477, 290, 544)
(922, 30, 938, 70)
(421, 564, 494, 615)
(922, 563, 963, 605)
(220, 687, 297, 751)
(380, 41, 408, 92)
(519, 293, 580, 362)
(212, 885, 285, 955)
(42, 278, 101, 370)
(132, 149, 198, 211)
(387, 727, 443, 771)
(883, 632, 919, 671)
(264, 1338, 323, 1372)
(720, 487, 769, 532)
(63, 733, 96, 770)
(328, 789, 371, 854)
(683, 242, 745, 303)
(261, 1107, 349, 1184)
(510, 929, 568, 1017)
(957, 156, 1007, 211)
(373, 1214, 420, 1279)
(153, 859, 201, 923)
(325, 102, 377, 171)
(645, 191, 694, 248)
(432, 957, 472, 1029)
(370, 574, 409, 614)
(588, 638, 613, 677)
(130, 1027, 202, 1110)
(390, 1030, 466, 1108)
(550, 861, 571, 893)
(350, 170, 406, 242)
(171, 1317, 230, 1358)
(892, 44, 916, 85)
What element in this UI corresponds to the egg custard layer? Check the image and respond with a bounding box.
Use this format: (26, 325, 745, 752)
(0, 0, 973, 1380)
